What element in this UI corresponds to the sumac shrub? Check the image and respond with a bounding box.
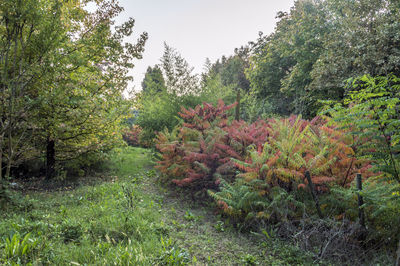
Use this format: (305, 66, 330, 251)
(123, 125, 143, 147)
(233, 116, 374, 192)
(156, 100, 241, 189)
(210, 116, 376, 222)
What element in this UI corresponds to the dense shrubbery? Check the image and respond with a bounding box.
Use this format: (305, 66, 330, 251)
(156, 100, 374, 192)
(155, 96, 399, 259)
(156, 100, 239, 189)
(321, 74, 400, 246)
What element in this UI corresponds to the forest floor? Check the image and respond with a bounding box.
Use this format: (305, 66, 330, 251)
(0, 147, 320, 265)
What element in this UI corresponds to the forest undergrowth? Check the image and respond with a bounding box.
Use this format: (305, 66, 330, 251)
(0, 147, 327, 265)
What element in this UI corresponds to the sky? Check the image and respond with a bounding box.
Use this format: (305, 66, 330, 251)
(113, 0, 295, 92)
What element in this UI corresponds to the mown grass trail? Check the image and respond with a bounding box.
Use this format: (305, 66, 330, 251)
(1, 147, 316, 265)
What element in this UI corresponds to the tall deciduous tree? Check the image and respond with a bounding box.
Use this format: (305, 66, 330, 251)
(0, 0, 65, 179)
(0, 0, 148, 179)
(247, 0, 329, 117)
(310, 0, 400, 95)
(247, 0, 400, 117)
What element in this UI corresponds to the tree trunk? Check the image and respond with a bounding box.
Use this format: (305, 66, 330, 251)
(235, 90, 241, 121)
(356, 174, 365, 228)
(0, 133, 3, 194)
(46, 137, 56, 180)
(5, 125, 12, 178)
(396, 238, 400, 266)
(0, 133, 3, 181)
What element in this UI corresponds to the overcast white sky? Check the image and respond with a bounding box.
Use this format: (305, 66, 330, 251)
(114, 0, 295, 92)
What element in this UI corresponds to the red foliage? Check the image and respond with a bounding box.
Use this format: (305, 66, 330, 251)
(178, 99, 236, 132)
(156, 100, 242, 189)
(156, 100, 377, 196)
(173, 101, 239, 188)
(155, 127, 191, 180)
(225, 119, 271, 155)
(122, 125, 143, 147)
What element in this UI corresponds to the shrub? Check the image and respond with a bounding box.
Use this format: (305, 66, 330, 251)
(155, 126, 193, 184)
(156, 100, 240, 189)
(208, 178, 269, 225)
(156, 101, 375, 194)
(233, 116, 374, 193)
(225, 119, 270, 156)
(323, 74, 400, 182)
(328, 178, 400, 246)
(122, 125, 143, 147)
(209, 178, 306, 226)
(136, 90, 206, 146)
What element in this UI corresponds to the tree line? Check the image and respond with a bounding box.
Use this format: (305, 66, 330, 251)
(134, 0, 399, 143)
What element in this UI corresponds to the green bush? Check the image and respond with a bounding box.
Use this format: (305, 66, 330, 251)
(323, 74, 400, 182)
(209, 178, 305, 227)
(136, 91, 205, 146)
(328, 179, 400, 246)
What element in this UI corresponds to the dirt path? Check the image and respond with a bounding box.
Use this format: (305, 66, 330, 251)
(139, 169, 281, 265)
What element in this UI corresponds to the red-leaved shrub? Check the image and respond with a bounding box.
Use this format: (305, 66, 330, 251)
(156, 101, 376, 194)
(123, 125, 143, 147)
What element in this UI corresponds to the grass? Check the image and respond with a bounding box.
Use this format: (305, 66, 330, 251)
(0, 147, 318, 265)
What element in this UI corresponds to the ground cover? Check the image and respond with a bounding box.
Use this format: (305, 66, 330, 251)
(0, 147, 319, 265)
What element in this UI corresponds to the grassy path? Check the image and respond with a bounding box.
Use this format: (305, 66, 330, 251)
(0, 147, 315, 265)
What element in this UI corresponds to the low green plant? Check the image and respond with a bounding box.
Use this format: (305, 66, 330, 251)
(183, 211, 199, 222)
(329, 178, 400, 245)
(208, 178, 270, 225)
(209, 178, 306, 225)
(241, 253, 258, 265)
(158, 237, 191, 265)
(121, 183, 137, 210)
(213, 221, 225, 232)
(60, 221, 82, 243)
(2, 232, 39, 263)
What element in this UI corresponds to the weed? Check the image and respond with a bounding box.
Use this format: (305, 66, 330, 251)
(60, 222, 82, 243)
(121, 183, 137, 210)
(241, 253, 258, 265)
(214, 221, 225, 232)
(183, 211, 195, 221)
(159, 237, 191, 265)
(2, 232, 39, 263)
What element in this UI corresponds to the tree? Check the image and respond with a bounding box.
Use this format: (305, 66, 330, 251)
(201, 50, 252, 120)
(37, 0, 147, 179)
(0, 0, 148, 179)
(246, 0, 329, 117)
(141, 65, 166, 94)
(160, 43, 199, 96)
(323, 75, 400, 182)
(310, 0, 400, 96)
(0, 0, 66, 179)
(247, 0, 400, 118)
(136, 44, 203, 145)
